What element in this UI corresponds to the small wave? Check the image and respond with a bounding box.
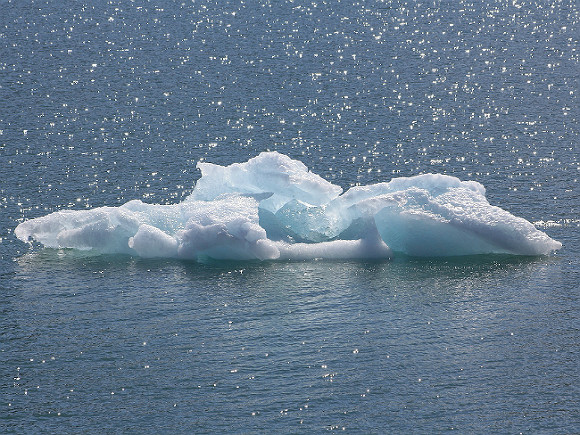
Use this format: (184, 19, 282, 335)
(534, 219, 580, 228)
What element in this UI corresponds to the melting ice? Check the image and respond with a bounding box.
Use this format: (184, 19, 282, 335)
(15, 152, 562, 260)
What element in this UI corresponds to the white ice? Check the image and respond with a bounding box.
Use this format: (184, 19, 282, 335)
(15, 151, 562, 260)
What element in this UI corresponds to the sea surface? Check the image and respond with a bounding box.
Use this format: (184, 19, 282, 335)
(1, 0, 579, 433)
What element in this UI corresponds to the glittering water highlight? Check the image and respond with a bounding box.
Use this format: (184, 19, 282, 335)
(1, 0, 578, 433)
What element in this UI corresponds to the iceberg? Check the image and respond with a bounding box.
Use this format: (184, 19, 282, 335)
(15, 151, 562, 260)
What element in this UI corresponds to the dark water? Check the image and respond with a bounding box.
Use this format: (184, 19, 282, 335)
(1, 0, 578, 433)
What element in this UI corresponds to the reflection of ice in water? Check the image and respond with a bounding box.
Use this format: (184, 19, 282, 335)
(16, 152, 561, 261)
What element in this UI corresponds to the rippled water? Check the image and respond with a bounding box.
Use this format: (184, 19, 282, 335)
(1, 0, 579, 433)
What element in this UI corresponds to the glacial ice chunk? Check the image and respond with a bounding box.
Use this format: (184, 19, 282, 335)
(189, 151, 343, 213)
(176, 196, 280, 261)
(129, 224, 178, 258)
(15, 207, 141, 254)
(355, 184, 562, 256)
(15, 152, 561, 260)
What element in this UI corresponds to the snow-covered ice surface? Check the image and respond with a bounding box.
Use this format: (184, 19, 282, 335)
(15, 152, 561, 260)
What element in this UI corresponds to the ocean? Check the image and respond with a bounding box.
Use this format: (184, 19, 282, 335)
(1, 0, 578, 433)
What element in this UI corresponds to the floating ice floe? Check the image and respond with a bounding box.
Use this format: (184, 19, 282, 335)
(15, 151, 562, 261)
